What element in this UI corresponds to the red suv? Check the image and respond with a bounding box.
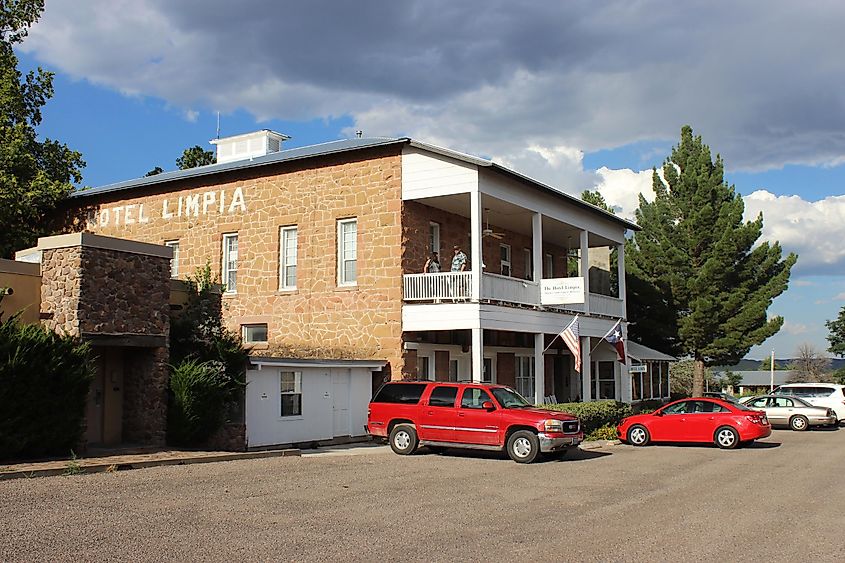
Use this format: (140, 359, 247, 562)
(367, 381, 583, 463)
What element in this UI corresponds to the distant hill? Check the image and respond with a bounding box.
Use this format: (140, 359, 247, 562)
(715, 358, 845, 371)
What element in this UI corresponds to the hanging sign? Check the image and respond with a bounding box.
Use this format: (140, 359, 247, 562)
(540, 277, 584, 305)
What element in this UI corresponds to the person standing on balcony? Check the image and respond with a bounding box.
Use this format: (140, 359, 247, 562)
(424, 252, 441, 273)
(450, 245, 468, 298)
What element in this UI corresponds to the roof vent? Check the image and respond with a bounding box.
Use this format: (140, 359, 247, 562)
(210, 130, 290, 164)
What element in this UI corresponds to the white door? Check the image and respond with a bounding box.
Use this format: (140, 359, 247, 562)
(246, 369, 280, 447)
(332, 369, 351, 437)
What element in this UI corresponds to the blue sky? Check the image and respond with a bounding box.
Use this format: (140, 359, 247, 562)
(15, 1, 845, 361)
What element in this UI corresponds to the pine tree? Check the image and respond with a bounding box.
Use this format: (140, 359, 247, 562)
(825, 306, 845, 358)
(626, 126, 797, 396)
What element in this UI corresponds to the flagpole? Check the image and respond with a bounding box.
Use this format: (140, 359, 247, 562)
(543, 315, 578, 353)
(589, 318, 622, 355)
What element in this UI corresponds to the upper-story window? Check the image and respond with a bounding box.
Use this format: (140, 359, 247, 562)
(222, 233, 238, 293)
(429, 222, 440, 255)
(164, 240, 179, 279)
(338, 218, 357, 286)
(280, 226, 297, 290)
(500, 244, 511, 277)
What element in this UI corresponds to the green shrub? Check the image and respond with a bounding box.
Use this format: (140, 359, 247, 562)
(167, 359, 234, 446)
(542, 400, 632, 435)
(586, 424, 618, 441)
(0, 315, 94, 460)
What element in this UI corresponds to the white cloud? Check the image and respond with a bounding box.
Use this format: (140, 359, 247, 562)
(594, 168, 655, 219)
(184, 109, 199, 123)
(835, 292, 845, 300)
(18, 1, 845, 172)
(782, 321, 808, 335)
(745, 191, 845, 276)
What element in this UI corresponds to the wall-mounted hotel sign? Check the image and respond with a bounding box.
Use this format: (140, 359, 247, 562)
(540, 277, 584, 305)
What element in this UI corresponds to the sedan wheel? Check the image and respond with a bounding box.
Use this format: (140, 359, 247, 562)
(627, 424, 650, 446)
(789, 415, 809, 431)
(714, 426, 739, 449)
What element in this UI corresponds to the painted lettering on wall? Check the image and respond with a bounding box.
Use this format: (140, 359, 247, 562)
(89, 187, 247, 228)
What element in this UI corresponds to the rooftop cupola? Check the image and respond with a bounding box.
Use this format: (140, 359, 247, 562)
(210, 129, 290, 164)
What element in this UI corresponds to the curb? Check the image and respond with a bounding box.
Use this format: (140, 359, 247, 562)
(0, 449, 300, 481)
(579, 439, 621, 450)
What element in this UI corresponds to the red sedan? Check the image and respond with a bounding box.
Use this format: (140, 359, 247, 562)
(618, 398, 771, 449)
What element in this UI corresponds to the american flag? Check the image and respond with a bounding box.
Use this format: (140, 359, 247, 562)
(561, 315, 581, 373)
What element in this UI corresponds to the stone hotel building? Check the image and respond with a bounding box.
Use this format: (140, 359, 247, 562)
(56, 130, 671, 448)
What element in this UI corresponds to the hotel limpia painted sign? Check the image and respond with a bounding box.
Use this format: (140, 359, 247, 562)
(86, 187, 247, 228)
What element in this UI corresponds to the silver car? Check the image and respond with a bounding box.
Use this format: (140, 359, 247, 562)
(743, 395, 837, 431)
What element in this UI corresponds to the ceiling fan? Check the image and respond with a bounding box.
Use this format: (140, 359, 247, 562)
(482, 208, 505, 240)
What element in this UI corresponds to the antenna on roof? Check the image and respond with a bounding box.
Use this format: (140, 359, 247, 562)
(216, 111, 221, 139)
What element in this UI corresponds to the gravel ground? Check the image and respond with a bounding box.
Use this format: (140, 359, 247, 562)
(1, 429, 843, 562)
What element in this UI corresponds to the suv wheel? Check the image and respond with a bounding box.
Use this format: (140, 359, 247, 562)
(389, 424, 418, 455)
(506, 430, 540, 463)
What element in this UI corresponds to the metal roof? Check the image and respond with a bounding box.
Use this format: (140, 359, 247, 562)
(627, 341, 676, 362)
(72, 135, 638, 230)
(711, 370, 796, 386)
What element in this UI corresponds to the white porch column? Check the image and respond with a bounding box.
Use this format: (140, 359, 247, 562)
(580, 230, 590, 313)
(471, 327, 483, 382)
(617, 242, 626, 317)
(532, 212, 542, 284)
(470, 190, 483, 301)
(534, 332, 544, 404)
(581, 336, 592, 401)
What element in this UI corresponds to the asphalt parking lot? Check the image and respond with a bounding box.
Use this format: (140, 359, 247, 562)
(2, 428, 843, 562)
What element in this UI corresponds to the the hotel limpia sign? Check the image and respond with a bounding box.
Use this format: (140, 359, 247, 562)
(540, 277, 584, 305)
(87, 187, 247, 228)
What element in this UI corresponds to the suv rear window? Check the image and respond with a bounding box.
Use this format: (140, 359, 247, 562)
(372, 383, 428, 404)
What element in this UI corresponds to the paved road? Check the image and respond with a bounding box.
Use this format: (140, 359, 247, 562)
(1, 428, 842, 562)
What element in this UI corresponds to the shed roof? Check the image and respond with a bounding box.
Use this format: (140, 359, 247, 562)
(627, 341, 676, 362)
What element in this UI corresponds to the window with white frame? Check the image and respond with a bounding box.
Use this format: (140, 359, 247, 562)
(337, 218, 357, 286)
(500, 244, 511, 276)
(429, 222, 440, 256)
(524, 248, 532, 280)
(544, 253, 553, 278)
(164, 240, 179, 279)
(242, 324, 268, 344)
(279, 226, 297, 290)
(222, 233, 238, 293)
(592, 361, 616, 400)
(280, 371, 302, 416)
(515, 356, 534, 400)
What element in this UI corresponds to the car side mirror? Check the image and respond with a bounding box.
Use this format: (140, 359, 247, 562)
(482, 401, 495, 411)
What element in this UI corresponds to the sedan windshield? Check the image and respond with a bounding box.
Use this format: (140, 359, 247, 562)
(491, 387, 533, 408)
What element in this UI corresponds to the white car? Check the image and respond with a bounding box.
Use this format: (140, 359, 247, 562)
(771, 383, 845, 424)
(742, 395, 837, 430)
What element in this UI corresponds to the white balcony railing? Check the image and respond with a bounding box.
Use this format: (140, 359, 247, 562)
(403, 272, 472, 300)
(481, 273, 539, 306)
(403, 272, 626, 318)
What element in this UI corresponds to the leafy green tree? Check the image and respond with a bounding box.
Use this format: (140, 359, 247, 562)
(0, 0, 84, 258)
(720, 369, 743, 392)
(176, 145, 215, 170)
(825, 306, 845, 358)
(758, 356, 786, 371)
(626, 126, 797, 396)
(581, 190, 616, 214)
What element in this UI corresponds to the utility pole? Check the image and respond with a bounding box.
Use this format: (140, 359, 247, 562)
(770, 349, 775, 392)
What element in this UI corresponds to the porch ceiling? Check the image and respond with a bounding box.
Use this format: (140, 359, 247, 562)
(409, 194, 618, 248)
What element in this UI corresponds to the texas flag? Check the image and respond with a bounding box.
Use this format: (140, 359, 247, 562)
(604, 320, 626, 364)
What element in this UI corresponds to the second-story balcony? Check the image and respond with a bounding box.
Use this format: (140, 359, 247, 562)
(403, 271, 625, 319)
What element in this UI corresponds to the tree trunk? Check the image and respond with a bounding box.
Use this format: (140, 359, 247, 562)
(692, 358, 705, 397)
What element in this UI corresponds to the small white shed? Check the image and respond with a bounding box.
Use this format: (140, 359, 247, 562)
(245, 357, 386, 448)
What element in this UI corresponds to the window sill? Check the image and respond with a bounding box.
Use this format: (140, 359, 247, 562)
(276, 288, 299, 295)
(222, 292, 237, 298)
(334, 285, 359, 292)
(278, 416, 304, 421)
(244, 342, 269, 350)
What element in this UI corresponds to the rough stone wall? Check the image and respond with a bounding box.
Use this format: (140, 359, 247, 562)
(123, 346, 169, 446)
(77, 247, 171, 336)
(40, 247, 83, 335)
(74, 148, 406, 376)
